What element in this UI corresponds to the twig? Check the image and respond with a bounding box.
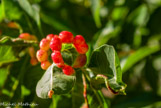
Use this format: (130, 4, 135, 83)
(82, 74, 89, 108)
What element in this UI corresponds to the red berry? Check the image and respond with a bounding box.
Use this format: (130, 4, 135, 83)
(74, 43, 88, 54)
(41, 61, 51, 70)
(50, 36, 62, 51)
(59, 31, 74, 43)
(73, 35, 86, 45)
(51, 51, 64, 68)
(36, 49, 48, 62)
(30, 57, 38, 66)
(73, 54, 87, 68)
(62, 65, 75, 75)
(19, 33, 31, 40)
(46, 34, 55, 41)
(48, 90, 54, 98)
(28, 47, 35, 58)
(40, 38, 50, 51)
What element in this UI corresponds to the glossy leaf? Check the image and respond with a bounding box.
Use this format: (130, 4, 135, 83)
(122, 45, 160, 73)
(36, 63, 76, 99)
(88, 44, 126, 94)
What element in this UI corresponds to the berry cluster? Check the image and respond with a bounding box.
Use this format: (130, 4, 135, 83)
(36, 34, 54, 70)
(36, 31, 88, 75)
(19, 33, 38, 66)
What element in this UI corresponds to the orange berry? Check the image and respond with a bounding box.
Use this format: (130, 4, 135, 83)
(19, 33, 31, 40)
(30, 35, 37, 41)
(39, 38, 50, 51)
(36, 49, 48, 62)
(7, 22, 19, 29)
(30, 57, 38, 66)
(28, 47, 36, 58)
(41, 61, 51, 70)
(48, 90, 54, 98)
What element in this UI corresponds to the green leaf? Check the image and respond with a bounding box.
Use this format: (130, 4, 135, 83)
(90, 0, 101, 28)
(0, 46, 18, 66)
(2, 0, 23, 20)
(71, 70, 84, 108)
(36, 63, 76, 99)
(112, 92, 161, 108)
(93, 21, 121, 48)
(41, 12, 74, 33)
(17, 0, 41, 28)
(127, 4, 148, 26)
(88, 44, 126, 94)
(87, 89, 109, 108)
(122, 45, 160, 73)
(0, 36, 37, 46)
(61, 44, 78, 66)
(0, 4, 4, 22)
(0, 67, 9, 88)
(50, 94, 72, 108)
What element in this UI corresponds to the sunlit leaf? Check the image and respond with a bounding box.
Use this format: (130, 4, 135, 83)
(2, 0, 23, 20)
(36, 63, 76, 99)
(122, 45, 160, 73)
(88, 45, 126, 94)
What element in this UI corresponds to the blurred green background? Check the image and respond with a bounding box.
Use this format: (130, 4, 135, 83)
(0, 0, 161, 108)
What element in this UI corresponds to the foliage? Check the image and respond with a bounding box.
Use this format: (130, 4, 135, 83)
(0, 0, 161, 108)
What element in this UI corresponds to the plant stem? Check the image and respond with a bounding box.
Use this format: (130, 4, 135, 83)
(82, 74, 89, 108)
(81, 68, 105, 108)
(51, 66, 53, 90)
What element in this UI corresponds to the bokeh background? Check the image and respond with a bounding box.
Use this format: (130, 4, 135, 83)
(0, 0, 161, 108)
